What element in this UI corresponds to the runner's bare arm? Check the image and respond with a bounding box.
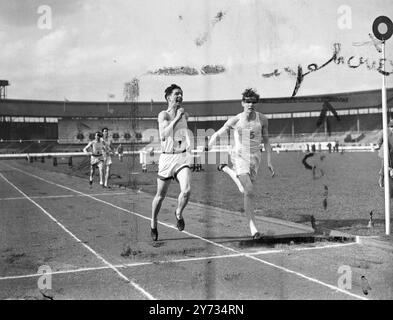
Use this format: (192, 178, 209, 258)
(107, 139, 114, 154)
(158, 109, 184, 141)
(208, 116, 238, 150)
(183, 112, 192, 150)
(101, 139, 109, 154)
(260, 114, 274, 175)
(184, 128, 192, 151)
(83, 141, 93, 154)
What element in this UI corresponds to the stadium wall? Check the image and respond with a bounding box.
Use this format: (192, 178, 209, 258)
(1, 88, 392, 118)
(0, 113, 387, 143)
(57, 119, 158, 143)
(1, 114, 382, 143)
(1, 88, 392, 143)
(0, 122, 57, 141)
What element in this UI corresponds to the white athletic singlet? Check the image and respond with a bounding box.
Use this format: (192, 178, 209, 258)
(229, 112, 267, 180)
(233, 112, 264, 155)
(88, 140, 105, 167)
(157, 110, 192, 180)
(160, 111, 189, 153)
(91, 140, 105, 156)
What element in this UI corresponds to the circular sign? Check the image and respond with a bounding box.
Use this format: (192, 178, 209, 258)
(372, 16, 393, 41)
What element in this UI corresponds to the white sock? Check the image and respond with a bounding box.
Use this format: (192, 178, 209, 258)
(249, 220, 258, 236)
(236, 181, 244, 194)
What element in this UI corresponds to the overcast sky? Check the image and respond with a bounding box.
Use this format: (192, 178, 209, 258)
(1, 0, 392, 102)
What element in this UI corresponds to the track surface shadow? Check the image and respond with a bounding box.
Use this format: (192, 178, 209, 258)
(235, 232, 356, 248)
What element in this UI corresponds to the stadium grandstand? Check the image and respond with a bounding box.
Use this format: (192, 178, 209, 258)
(0, 87, 393, 154)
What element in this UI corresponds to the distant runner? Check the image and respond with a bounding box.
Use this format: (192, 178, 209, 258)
(83, 131, 106, 187)
(102, 127, 114, 188)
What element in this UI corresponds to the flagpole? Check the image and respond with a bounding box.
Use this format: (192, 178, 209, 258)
(381, 40, 390, 235)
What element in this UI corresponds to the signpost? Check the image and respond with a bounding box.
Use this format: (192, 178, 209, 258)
(373, 16, 393, 235)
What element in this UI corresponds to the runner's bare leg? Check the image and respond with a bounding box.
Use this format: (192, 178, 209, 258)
(104, 165, 111, 186)
(151, 178, 171, 229)
(175, 167, 191, 219)
(238, 174, 259, 236)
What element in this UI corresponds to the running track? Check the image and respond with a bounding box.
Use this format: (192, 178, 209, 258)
(1, 160, 393, 300)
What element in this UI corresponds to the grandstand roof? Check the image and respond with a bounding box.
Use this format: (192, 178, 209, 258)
(1, 87, 393, 118)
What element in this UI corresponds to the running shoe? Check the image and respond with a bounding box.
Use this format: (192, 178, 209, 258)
(252, 232, 262, 240)
(151, 227, 158, 241)
(217, 164, 228, 172)
(175, 212, 185, 231)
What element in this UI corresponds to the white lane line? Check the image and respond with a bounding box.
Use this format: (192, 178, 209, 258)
(0, 192, 128, 201)
(246, 253, 367, 300)
(0, 173, 155, 300)
(0, 242, 359, 282)
(0, 253, 243, 281)
(3, 164, 367, 300)
(0, 266, 112, 281)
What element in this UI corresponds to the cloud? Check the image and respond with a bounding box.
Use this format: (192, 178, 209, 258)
(34, 27, 68, 57)
(2, 40, 27, 59)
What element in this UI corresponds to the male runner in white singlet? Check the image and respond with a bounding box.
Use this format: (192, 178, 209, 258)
(208, 88, 274, 239)
(83, 131, 106, 187)
(101, 127, 114, 188)
(150, 84, 192, 241)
